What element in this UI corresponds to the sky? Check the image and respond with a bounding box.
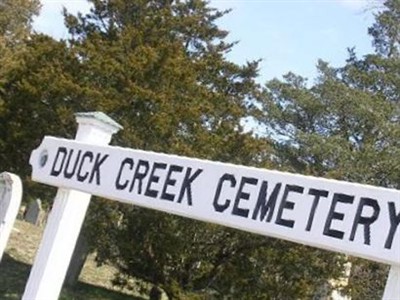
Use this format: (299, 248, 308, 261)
(33, 0, 381, 85)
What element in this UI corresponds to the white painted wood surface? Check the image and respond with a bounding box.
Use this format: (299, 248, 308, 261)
(0, 172, 22, 262)
(29, 136, 400, 267)
(22, 112, 122, 300)
(383, 266, 400, 300)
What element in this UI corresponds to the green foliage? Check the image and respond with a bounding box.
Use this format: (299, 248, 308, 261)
(343, 258, 390, 299)
(0, 34, 84, 200)
(0, 0, 48, 199)
(263, 62, 399, 183)
(0, 0, 40, 87)
(62, 0, 261, 160)
(87, 201, 345, 299)
(368, 0, 400, 58)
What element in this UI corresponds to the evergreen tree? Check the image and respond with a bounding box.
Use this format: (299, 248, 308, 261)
(62, 0, 272, 297)
(0, 0, 45, 192)
(0, 0, 40, 117)
(0, 34, 82, 185)
(63, 1, 341, 298)
(0, 0, 40, 70)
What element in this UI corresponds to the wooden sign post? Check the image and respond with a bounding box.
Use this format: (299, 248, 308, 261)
(383, 266, 400, 299)
(23, 112, 122, 300)
(27, 112, 399, 299)
(0, 172, 22, 262)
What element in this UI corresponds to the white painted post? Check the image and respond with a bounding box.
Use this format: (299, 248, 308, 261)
(23, 112, 122, 300)
(383, 266, 400, 300)
(0, 172, 22, 262)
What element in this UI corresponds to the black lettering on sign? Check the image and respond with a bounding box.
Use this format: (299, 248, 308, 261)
(275, 184, 304, 228)
(129, 160, 150, 194)
(50, 147, 106, 185)
(213, 174, 236, 213)
(323, 193, 354, 239)
(160, 165, 184, 201)
(89, 153, 109, 185)
(115, 158, 134, 190)
(385, 202, 400, 249)
(232, 177, 258, 218)
(50, 147, 67, 177)
(252, 181, 282, 222)
(145, 162, 167, 198)
(306, 189, 329, 232)
(177, 167, 203, 206)
(77, 152, 93, 182)
(349, 197, 380, 245)
(64, 150, 82, 179)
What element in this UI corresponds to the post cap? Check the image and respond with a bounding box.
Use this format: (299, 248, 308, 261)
(75, 111, 123, 134)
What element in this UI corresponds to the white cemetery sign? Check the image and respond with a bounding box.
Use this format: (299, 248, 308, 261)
(0, 172, 23, 262)
(26, 112, 400, 300)
(30, 136, 400, 266)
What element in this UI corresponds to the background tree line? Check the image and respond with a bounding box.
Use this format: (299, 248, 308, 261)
(0, 0, 398, 298)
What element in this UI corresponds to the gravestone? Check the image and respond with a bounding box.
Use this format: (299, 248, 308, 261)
(24, 198, 44, 226)
(0, 172, 22, 262)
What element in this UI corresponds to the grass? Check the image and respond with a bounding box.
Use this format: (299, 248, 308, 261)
(0, 220, 146, 300)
